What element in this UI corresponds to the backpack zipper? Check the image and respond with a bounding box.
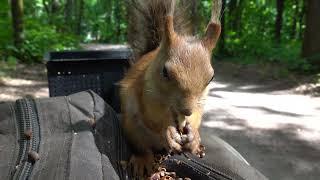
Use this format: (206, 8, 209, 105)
(12, 99, 40, 180)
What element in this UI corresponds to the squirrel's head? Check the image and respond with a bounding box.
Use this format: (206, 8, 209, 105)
(145, 16, 221, 117)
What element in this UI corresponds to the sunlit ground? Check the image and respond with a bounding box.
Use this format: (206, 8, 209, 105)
(0, 64, 49, 102)
(0, 77, 48, 101)
(202, 79, 320, 180)
(204, 82, 320, 141)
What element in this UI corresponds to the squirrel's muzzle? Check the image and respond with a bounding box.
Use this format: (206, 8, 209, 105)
(177, 96, 198, 117)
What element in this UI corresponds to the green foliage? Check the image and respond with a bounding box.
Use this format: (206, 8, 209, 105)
(22, 19, 79, 62)
(1, 20, 79, 63)
(84, 0, 127, 43)
(211, 0, 312, 73)
(0, 0, 316, 74)
(0, 0, 129, 63)
(0, 1, 12, 51)
(1, 0, 79, 63)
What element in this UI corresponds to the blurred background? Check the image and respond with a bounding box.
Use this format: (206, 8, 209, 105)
(0, 0, 319, 69)
(0, 0, 320, 179)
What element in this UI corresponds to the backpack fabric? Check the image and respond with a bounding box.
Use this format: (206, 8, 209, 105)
(0, 91, 268, 180)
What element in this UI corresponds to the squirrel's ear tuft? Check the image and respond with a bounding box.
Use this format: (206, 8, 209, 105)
(163, 0, 177, 46)
(163, 16, 177, 45)
(202, 22, 221, 51)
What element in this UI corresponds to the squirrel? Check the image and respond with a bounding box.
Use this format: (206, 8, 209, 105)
(120, 0, 222, 178)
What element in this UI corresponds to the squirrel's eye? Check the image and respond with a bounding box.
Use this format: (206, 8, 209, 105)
(162, 67, 170, 80)
(210, 75, 215, 81)
(208, 74, 215, 84)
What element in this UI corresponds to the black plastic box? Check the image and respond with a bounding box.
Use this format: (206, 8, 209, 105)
(45, 49, 132, 112)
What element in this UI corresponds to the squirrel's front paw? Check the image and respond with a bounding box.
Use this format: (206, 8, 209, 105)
(166, 123, 205, 158)
(166, 126, 183, 154)
(181, 123, 206, 158)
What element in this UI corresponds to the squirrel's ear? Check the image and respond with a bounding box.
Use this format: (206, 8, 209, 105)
(163, 16, 177, 45)
(202, 22, 221, 51)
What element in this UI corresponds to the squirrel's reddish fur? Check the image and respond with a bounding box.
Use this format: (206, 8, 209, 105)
(120, 0, 222, 177)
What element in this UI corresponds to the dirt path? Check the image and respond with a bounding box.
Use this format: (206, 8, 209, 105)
(0, 64, 48, 102)
(201, 63, 320, 180)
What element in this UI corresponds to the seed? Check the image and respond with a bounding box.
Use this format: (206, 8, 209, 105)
(88, 118, 96, 128)
(164, 172, 176, 177)
(28, 151, 40, 163)
(119, 161, 128, 169)
(24, 129, 32, 140)
(199, 151, 205, 158)
(174, 159, 181, 165)
(150, 173, 160, 180)
(199, 144, 206, 151)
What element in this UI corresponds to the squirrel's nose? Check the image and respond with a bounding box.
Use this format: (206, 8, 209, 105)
(180, 109, 192, 116)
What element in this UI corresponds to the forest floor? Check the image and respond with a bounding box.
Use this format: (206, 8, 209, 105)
(0, 56, 320, 179)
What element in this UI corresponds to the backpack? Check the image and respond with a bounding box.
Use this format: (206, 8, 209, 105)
(0, 90, 267, 180)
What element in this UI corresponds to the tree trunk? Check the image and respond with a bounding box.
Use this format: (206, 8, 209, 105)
(233, 0, 244, 35)
(42, 0, 59, 24)
(64, 0, 73, 32)
(302, 0, 320, 66)
(298, 0, 306, 40)
(275, 0, 285, 43)
(42, 0, 50, 16)
(228, 0, 237, 30)
(50, 0, 59, 14)
(76, 0, 84, 35)
(114, 0, 122, 42)
(219, 0, 226, 53)
(11, 0, 24, 47)
(290, 0, 299, 39)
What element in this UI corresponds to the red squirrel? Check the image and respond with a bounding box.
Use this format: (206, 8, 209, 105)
(120, 0, 221, 177)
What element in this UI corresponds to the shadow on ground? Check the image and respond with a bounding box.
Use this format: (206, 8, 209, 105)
(201, 109, 320, 180)
(213, 61, 320, 96)
(202, 64, 320, 180)
(233, 105, 308, 118)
